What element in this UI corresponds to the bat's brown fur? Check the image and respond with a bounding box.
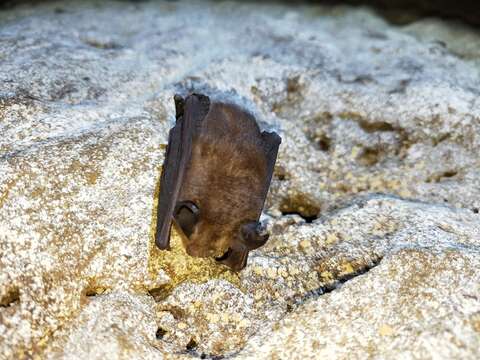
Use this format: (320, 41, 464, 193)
(155, 93, 280, 271)
(178, 102, 268, 259)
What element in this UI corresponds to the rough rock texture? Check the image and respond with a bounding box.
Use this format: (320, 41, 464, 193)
(237, 198, 480, 359)
(1, 1, 480, 359)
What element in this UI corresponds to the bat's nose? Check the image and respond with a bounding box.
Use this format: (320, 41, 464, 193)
(185, 244, 214, 258)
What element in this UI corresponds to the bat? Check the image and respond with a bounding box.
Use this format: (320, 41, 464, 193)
(155, 93, 281, 271)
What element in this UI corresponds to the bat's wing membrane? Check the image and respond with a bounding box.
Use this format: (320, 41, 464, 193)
(155, 94, 210, 249)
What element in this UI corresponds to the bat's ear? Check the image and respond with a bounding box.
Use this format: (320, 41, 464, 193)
(239, 221, 269, 250)
(173, 94, 185, 120)
(174, 201, 199, 238)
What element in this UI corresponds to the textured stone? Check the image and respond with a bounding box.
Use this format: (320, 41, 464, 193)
(1, 1, 480, 359)
(46, 292, 162, 360)
(156, 280, 256, 357)
(237, 248, 480, 359)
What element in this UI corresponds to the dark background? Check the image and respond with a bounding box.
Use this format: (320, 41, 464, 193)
(1, 0, 479, 27)
(323, 0, 480, 26)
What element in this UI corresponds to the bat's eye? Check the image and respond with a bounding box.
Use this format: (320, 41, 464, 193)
(174, 201, 199, 238)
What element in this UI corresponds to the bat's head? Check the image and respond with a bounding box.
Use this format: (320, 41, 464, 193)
(173, 201, 268, 271)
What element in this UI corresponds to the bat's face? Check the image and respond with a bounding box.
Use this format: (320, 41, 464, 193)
(173, 200, 269, 271)
(173, 200, 230, 258)
(181, 219, 231, 258)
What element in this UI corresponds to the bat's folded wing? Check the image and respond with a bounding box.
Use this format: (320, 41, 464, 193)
(220, 130, 281, 271)
(260, 131, 282, 205)
(155, 94, 210, 249)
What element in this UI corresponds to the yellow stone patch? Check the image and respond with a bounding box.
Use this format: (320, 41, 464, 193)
(339, 262, 354, 275)
(253, 266, 264, 276)
(239, 319, 249, 328)
(267, 268, 277, 279)
(379, 324, 394, 336)
(320, 271, 334, 282)
(351, 146, 360, 158)
(325, 232, 338, 245)
(147, 167, 241, 298)
(299, 239, 311, 250)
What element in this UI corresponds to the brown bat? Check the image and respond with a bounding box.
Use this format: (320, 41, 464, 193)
(155, 93, 281, 271)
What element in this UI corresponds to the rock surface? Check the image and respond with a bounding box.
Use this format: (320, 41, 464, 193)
(1, 1, 479, 359)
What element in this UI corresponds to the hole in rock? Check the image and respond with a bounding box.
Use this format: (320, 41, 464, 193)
(275, 166, 289, 181)
(286, 75, 302, 94)
(281, 211, 318, 223)
(358, 120, 395, 133)
(316, 134, 331, 152)
(83, 283, 108, 298)
(440, 170, 457, 179)
(426, 170, 458, 183)
(473, 208, 479, 214)
(433, 133, 450, 146)
(0, 287, 20, 308)
(83, 38, 122, 50)
(186, 338, 198, 351)
(148, 286, 170, 302)
(357, 147, 381, 166)
(280, 194, 320, 223)
(156, 327, 167, 340)
(85, 289, 98, 297)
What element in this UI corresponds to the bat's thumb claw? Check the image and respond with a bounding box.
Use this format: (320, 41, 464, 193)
(173, 94, 185, 119)
(240, 221, 270, 250)
(256, 223, 268, 238)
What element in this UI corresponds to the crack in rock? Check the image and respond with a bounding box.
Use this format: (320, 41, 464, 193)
(294, 256, 384, 307)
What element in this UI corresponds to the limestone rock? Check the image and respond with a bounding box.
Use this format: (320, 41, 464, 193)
(156, 280, 256, 357)
(46, 292, 162, 360)
(1, 1, 480, 359)
(237, 248, 480, 359)
(237, 197, 480, 359)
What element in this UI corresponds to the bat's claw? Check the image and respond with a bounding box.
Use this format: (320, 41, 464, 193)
(256, 222, 268, 237)
(173, 94, 184, 120)
(240, 221, 270, 250)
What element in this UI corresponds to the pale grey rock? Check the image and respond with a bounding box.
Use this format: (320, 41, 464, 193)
(1, 1, 480, 359)
(237, 248, 480, 360)
(156, 280, 257, 357)
(46, 292, 162, 360)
